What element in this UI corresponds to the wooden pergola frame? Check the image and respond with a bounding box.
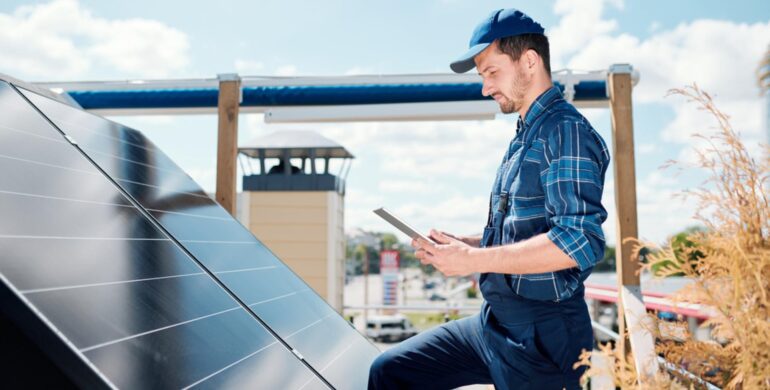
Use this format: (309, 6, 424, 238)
(27, 65, 657, 382)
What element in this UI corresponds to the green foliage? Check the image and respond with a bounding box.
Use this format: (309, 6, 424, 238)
(651, 226, 706, 277)
(380, 233, 399, 250)
(594, 245, 616, 272)
(403, 312, 466, 331)
(345, 231, 422, 275)
(466, 286, 478, 298)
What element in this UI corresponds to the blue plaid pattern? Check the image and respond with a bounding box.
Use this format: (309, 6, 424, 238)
(482, 86, 610, 301)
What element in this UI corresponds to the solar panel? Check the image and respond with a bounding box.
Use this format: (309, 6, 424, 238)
(20, 87, 379, 388)
(0, 81, 328, 389)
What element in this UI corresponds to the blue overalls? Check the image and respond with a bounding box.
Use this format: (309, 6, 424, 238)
(369, 91, 599, 390)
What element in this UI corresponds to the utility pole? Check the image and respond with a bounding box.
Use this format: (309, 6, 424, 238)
(363, 248, 369, 330)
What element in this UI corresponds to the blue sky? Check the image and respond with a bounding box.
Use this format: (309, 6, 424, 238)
(2, 0, 769, 245)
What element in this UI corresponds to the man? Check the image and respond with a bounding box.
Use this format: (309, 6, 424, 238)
(368, 8, 610, 390)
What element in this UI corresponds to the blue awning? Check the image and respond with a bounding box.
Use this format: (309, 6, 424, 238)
(66, 81, 608, 110)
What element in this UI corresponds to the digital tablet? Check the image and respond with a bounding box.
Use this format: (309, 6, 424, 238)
(373, 207, 439, 243)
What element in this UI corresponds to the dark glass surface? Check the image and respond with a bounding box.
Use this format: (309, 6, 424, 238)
(26, 274, 238, 349)
(178, 241, 281, 272)
(83, 308, 313, 389)
(0, 237, 201, 292)
(0, 82, 323, 388)
(22, 86, 381, 387)
(0, 152, 132, 207)
(150, 210, 255, 242)
(0, 111, 108, 177)
(0, 191, 163, 239)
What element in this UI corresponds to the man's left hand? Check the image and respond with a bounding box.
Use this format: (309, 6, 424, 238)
(411, 230, 477, 277)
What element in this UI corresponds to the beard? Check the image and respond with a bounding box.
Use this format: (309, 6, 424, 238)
(498, 68, 531, 114)
(498, 98, 516, 114)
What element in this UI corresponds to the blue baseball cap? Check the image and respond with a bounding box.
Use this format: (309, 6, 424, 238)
(450, 8, 545, 73)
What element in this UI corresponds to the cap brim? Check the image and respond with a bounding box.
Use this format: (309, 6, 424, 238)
(449, 43, 490, 73)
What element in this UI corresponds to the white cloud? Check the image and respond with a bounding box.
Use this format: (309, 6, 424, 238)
(243, 114, 518, 179)
(549, 0, 769, 244)
(636, 171, 699, 243)
(637, 143, 656, 155)
(566, 20, 770, 105)
(394, 194, 489, 237)
(375, 120, 515, 179)
(378, 179, 439, 195)
(548, 0, 623, 69)
(662, 98, 764, 143)
(0, 0, 190, 81)
(234, 59, 265, 74)
(274, 64, 298, 76)
(186, 167, 217, 191)
(344, 66, 375, 75)
(603, 170, 700, 246)
(550, 0, 769, 149)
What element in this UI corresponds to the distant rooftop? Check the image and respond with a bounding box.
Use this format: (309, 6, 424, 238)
(239, 130, 354, 159)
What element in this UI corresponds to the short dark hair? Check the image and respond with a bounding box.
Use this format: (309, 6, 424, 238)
(496, 34, 551, 76)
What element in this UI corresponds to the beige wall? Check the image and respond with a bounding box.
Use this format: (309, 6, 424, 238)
(239, 191, 345, 312)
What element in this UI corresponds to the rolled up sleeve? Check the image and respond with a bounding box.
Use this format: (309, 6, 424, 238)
(542, 120, 609, 271)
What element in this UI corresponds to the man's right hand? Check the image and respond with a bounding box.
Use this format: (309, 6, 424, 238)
(436, 231, 482, 248)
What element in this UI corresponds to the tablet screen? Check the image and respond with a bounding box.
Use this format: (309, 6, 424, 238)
(373, 208, 438, 243)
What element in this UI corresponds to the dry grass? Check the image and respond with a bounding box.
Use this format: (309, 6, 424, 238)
(577, 85, 770, 389)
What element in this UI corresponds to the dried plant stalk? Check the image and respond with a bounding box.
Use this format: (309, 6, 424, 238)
(579, 84, 770, 389)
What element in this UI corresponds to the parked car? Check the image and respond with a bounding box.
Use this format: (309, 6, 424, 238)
(365, 314, 418, 342)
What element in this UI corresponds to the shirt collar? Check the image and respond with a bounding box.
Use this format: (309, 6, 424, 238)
(518, 86, 562, 132)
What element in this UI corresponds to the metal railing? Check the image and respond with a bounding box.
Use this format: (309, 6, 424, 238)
(591, 320, 720, 390)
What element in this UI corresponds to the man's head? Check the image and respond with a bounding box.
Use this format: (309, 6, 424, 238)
(451, 9, 552, 114)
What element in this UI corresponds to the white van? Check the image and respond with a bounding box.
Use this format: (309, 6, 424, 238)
(365, 314, 418, 342)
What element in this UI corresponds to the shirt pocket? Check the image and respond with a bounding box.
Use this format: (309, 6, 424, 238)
(522, 138, 545, 164)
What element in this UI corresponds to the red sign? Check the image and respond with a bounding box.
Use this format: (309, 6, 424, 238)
(380, 250, 400, 305)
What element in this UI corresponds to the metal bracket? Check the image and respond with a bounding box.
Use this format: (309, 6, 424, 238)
(217, 73, 243, 103)
(291, 348, 305, 361)
(561, 69, 576, 103)
(608, 63, 633, 74)
(606, 64, 640, 96)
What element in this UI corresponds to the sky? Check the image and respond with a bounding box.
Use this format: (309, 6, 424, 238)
(2, 0, 769, 245)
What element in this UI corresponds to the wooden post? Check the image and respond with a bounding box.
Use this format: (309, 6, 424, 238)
(215, 74, 241, 216)
(608, 65, 640, 359)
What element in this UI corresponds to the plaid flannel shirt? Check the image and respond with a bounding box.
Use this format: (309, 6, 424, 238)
(481, 86, 610, 302)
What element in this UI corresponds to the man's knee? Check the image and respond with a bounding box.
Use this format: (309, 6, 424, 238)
(368, 349, 402, 389)
(369, 348, 398, 378)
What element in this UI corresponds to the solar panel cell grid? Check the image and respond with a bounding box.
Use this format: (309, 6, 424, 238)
(21, 86, 379, 389)
(0, 81, 327, 389)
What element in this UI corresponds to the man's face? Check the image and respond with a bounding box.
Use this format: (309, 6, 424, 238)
(474, 41, 532, 114)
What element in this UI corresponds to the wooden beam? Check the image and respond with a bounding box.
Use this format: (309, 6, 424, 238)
(215, 75, 241, 216)
(608, 69, 640, 359)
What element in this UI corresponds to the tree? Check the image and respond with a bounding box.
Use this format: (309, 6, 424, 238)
(380, 233, 399, 250)
(593, 245, 616, 272)
(650, 226, 705, 276)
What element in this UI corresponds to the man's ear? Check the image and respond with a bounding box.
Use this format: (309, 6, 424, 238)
(524, 49, 538, 71)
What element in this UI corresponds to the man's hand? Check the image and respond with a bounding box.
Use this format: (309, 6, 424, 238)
(411, 230, 478, 277)
(437, 231, 482, 248)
